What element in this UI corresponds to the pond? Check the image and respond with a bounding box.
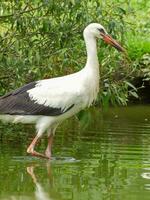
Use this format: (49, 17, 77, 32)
(0, 105, 150, 200)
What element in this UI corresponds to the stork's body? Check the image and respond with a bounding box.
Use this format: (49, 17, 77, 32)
(0, 23, 124, 158)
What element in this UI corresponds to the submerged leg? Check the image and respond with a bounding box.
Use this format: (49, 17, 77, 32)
(27, 135, 49, 159)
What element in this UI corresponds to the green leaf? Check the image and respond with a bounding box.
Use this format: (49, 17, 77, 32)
(129, 91, 139, 98)
(76, 110, 91, 130)
(124, 81, 137, 91)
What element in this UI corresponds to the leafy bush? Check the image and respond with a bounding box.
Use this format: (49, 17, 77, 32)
(0, 0, 149, 107)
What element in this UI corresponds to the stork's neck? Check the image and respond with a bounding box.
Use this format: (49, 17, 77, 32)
(81, 32, 100, 107)
(84, 34, 99, 72)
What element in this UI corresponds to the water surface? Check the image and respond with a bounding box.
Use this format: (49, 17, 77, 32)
(0, 105, 150, 200)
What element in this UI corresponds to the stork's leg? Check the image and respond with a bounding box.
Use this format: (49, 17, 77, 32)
(45, 126, 58, 159)
(45, 135, 53, 159)
(27, 135, 49, 159)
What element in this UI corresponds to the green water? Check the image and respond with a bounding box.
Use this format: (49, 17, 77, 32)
(0, 106, 150, 200)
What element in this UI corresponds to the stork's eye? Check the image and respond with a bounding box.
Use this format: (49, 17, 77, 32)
(98, 28, 105, 34)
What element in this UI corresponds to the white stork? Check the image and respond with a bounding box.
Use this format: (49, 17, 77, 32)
(0, 23, 124, 159)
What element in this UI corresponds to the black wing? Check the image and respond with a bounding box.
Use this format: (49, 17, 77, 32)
(0, 82, 73, 116)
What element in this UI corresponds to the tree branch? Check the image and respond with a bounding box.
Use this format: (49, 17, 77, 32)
(0, 4, 44, 19)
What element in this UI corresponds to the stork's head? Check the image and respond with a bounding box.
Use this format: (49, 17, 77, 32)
(83, 23, 124, 52)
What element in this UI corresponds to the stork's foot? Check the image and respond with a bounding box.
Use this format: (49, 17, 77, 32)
(31, 151, 50, 159)
(27, 135, 53, 159)
(45, 149, 51, 159)
(27, 148, 50, 159)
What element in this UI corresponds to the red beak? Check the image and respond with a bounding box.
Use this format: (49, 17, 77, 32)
(101, 33, 125, 52)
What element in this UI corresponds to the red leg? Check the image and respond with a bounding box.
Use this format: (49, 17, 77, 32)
(45, 135, 53, 159)
(27, 135, 49, 159)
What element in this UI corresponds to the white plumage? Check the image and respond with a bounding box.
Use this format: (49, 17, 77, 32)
(0, 23, 124, 158)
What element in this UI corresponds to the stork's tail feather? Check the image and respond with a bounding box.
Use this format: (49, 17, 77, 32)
(0, 98, 14, 122)
(0, 98, 7, 114)
(0, 114, 15, 123)
(0, 99, 4, 113)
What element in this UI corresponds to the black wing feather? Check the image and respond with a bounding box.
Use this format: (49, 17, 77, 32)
(0, 81, 73, 116)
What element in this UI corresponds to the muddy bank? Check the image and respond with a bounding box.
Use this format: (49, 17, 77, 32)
(129, 77, 150, 104)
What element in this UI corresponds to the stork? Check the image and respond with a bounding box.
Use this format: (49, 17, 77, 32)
(0, 23, 124, 159)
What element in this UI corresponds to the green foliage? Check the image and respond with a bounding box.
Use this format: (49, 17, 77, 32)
(134, 54, 150, 81)
(77, 109, 92, 130)
(126, 36, 150, 61)
(0, 0, 149, 107)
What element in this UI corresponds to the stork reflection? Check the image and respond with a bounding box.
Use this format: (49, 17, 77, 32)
(27, 164, 54, 200)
